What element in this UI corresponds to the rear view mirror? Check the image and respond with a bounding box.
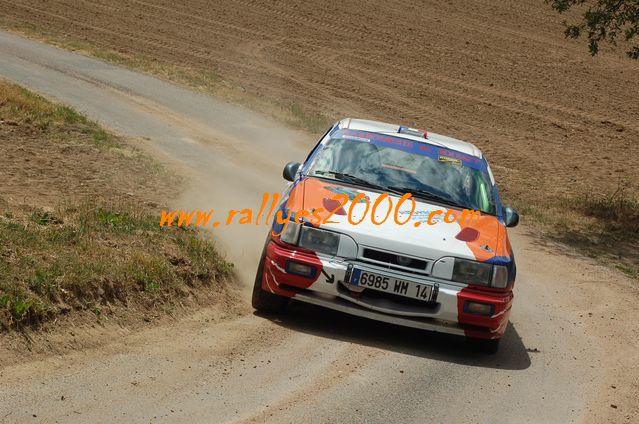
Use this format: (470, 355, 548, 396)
(504, 206, 519, 228)
(283, 161, 301, 182)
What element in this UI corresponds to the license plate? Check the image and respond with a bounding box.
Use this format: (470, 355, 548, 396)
(350, 269, 433, 301)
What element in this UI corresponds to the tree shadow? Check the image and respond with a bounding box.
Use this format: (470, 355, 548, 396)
(256, 300, 531, 371)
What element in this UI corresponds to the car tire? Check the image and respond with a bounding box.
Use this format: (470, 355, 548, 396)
(467, 337, 500, 354)
(251, 245, 289, 313)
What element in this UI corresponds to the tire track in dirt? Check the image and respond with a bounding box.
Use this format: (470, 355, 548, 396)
(231, 344, 385, 424)
(166, 0, 627, 137)
(231, 0, 638, 134)
(443, 0, 634, 64)
(273, 44, 461, 128)
(13, 2, 233, 58)
(128, 0, 302, 45)
(229, 0, 457, 56)
(230, 39, 350, 112)
(342, 52, 639, 135)
(106, 0, 403, 116)
(255, 43, 413, 120)
(4, 4, 321, 116)
(72, 0, 291, 50)
(231, 0, 561, 61)
(54, 3, 332, 110)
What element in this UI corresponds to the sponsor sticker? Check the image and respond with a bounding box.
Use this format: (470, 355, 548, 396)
(438, 155, 462, 166)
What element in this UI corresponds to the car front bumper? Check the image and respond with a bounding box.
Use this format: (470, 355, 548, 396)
(261, 240, 513, 339)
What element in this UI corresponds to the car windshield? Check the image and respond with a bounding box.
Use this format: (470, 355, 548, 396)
(308, 136, 496, 214)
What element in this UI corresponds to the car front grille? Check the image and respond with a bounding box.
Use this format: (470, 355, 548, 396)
(360, 248, 428, 273)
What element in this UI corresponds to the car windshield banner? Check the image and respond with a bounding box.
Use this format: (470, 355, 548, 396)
(332, 128, 488, 172)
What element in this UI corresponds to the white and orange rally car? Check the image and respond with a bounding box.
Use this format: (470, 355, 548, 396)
(252, 118, 519, 353)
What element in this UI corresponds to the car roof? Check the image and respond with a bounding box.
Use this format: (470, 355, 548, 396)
(337, 118, 483, 159)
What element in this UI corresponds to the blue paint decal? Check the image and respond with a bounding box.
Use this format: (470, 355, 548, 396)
(270, 178, 301, 234)
(493, 189, 505, 222)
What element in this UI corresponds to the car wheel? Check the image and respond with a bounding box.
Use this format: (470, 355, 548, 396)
(251, 245, 289, 313)
(467, 337, 500, 354)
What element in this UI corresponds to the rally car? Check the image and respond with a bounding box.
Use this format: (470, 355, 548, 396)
(252, 118, 519, 353)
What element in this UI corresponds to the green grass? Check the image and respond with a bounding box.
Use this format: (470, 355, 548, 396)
(89, 206, 157, 233)
(288, 104, 332, 134)
(0, 81, 117, 146)
(0, 203, 233, 330)
(616, 264, 638, 279)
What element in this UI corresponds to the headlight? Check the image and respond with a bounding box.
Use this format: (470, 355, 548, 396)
(279, 221, 301, 245)
(452, 258, 493, 286)
(298, 226, 340, 256)
(431, 257, 512, 288)
(276, 220, 356, 258)
(491, 265, 509, 288)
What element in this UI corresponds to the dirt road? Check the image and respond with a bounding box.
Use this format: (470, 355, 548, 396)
(0, 32, 637, 423)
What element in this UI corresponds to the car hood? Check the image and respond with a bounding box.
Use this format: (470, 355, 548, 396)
(285, 177, 510, 262)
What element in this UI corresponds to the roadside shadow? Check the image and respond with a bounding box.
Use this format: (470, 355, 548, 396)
(518, 219, 639, 273)
(256, 301, 531, 371)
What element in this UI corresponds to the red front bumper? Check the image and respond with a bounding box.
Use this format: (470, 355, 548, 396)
(261, 240, 513, 340)
(457, 287, 513, 339)
(261, 240, 324, 297)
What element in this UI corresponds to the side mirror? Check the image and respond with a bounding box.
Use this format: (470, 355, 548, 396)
(283, 161, 301, 182)
(504, 206, 519, 228)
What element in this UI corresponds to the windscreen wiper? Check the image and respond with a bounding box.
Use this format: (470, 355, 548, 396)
(386, 186, 468, 210)
(314, 171, 387, 191)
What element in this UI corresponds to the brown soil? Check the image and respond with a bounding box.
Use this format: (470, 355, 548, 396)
(0, 82, 164, 210)
(1, 0, 637, 206)
(1, 119, 160, 210)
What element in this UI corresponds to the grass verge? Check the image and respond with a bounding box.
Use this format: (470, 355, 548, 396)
(0, 203, 233, 330)
(513, 184, 639, 278)
(0, 80, 234, 332)
(0, 83, 117, 147)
